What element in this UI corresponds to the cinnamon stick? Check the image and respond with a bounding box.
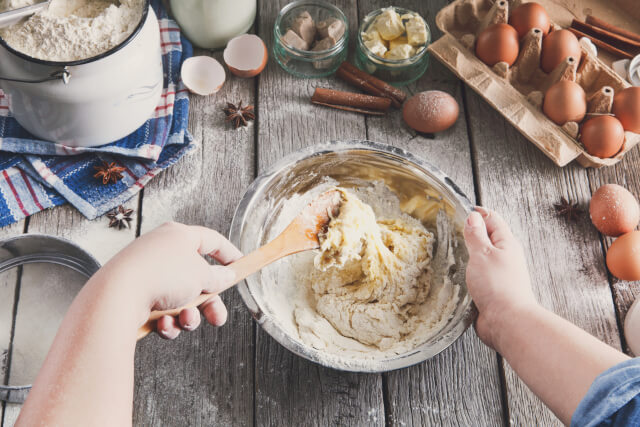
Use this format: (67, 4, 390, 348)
(567, 27, 634, 59)
(311, 88, 391, 115)
(336, 62, 407, 108)
(335, 67, 399, 107)
(571, 19, 640, 48)
(586, 15, 640, 44)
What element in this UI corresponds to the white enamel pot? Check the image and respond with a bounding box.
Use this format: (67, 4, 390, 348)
(0, 0, 163, 147)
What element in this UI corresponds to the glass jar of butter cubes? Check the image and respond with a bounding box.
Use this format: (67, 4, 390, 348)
(355, 7, 430, 85)
(273, 1, 348, 78)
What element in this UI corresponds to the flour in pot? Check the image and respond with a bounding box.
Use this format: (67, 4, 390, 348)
(0, 0, 145, 61)
(259, 182, 462, 361)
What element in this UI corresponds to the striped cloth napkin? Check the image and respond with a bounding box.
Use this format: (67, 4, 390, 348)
(0, 0, 194, 227)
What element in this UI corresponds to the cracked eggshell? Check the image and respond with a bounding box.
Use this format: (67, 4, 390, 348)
(181, 56, 226, 96)
(224, 34, 268, 78)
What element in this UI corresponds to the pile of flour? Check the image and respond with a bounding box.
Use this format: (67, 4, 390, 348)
(0, 0, 145, 61)
(257, 181, 462, 365)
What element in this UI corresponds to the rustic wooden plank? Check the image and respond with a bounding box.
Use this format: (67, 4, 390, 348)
(466, 89, 622, 426)
(586, 148, 640, 354)
(0, 222, 25, 426)
(357, 0, 505, 423)
(1, 202, 138, 427)
(132, 47, 256, 427)
(255, 1, 386, 426)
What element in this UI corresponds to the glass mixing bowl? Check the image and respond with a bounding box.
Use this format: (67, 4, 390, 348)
(229, 140, 475, 372)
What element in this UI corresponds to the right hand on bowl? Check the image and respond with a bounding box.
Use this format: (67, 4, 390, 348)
(463, 207, 539, 349)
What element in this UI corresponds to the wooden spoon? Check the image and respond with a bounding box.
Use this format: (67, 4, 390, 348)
(137, 189, 342, 340)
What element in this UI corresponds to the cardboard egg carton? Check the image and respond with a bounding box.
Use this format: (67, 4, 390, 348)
(428, 0, 640, 167)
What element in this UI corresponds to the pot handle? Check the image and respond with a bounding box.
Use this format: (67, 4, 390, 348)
(0, 66, 70, 84)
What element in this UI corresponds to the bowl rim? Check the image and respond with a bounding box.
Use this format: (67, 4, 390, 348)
(229, 140, 476, 373)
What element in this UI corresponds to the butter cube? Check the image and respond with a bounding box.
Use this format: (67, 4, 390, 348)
(406, 16, 428, 46)
(385, 44, 415, 60)
(374, 8, 405, 41)
(388, 36, 409, 51)
(362, 28, 384, 44)
(364, 39, 388, 57)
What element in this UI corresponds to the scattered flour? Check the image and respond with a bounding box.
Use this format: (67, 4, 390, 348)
(0, 0, 145, 61)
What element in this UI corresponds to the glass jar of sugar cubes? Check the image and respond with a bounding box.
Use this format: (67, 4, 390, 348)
(273, 0, 349, 78)
(355, 7, 431, 86)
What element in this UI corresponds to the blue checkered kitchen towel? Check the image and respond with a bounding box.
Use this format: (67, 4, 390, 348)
(0, 0, 194, 227)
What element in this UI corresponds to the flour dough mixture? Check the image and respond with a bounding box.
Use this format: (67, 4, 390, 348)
(310, 188, 435, 350)
(260, 182, 462, 362)
(0, 0, 145, 61)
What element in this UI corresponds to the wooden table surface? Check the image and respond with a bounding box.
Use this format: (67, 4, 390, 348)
(2, 0, 639, 425)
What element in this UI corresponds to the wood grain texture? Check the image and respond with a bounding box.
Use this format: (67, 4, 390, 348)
(586, 148, 640, 354)
(465, 90, 622, 426)
(132, 47, 256, 427)
(255, 1, 386, 426)
(358, 0, 503, 424)
(0, 222, 25, 427)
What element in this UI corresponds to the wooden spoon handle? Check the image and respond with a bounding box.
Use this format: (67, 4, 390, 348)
(136, 236, 290, 340)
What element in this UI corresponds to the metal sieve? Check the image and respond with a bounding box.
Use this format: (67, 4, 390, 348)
(0, 234, 100, 404)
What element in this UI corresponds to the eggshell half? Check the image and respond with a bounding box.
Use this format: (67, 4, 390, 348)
(224, 34, 268, 78)
(590, 184, 640, 237)
(181, 56, 226, 96)
(402, 91, 459, 133)
(607, 231, 640, 281)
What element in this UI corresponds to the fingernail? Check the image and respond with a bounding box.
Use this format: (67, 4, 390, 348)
(467, 211, 482, 227)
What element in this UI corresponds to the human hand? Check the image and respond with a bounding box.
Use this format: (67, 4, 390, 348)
(92, 222, 242, 339)
(463, 207, 538, 349)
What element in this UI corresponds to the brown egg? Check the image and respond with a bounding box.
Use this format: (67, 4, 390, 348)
(612, 87, 640, 133)
(543, 80, 586, 125)
(607, 231, 640, 281)
(541, 29, 581, 73)
(580, 115, 625, 158)
(403, 91, 459, 133)
(590, 184, 640, 237)
(475, 23, 519, 67)
(509, 2, 550, 38)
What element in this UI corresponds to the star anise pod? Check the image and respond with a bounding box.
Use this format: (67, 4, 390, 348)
(107, 205, 134, 230)
(554, 197, 583, 221)
(223, 101, 255, 129)
(93, 161, 125, 185)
